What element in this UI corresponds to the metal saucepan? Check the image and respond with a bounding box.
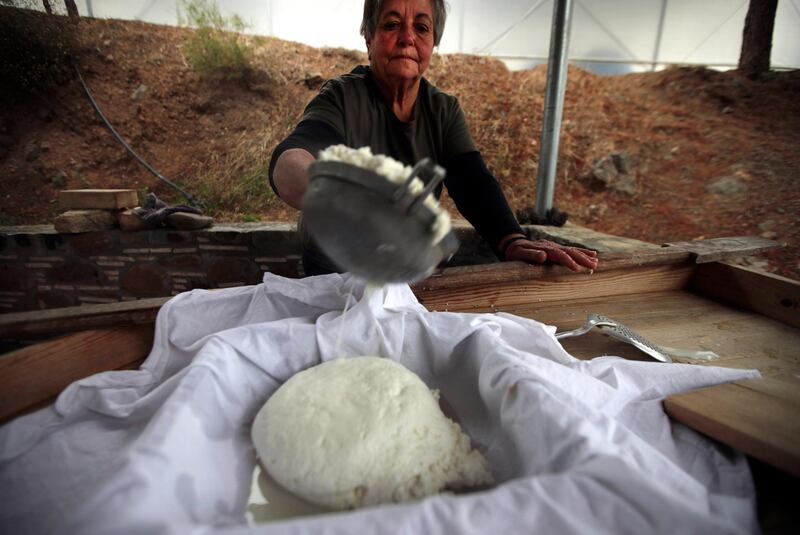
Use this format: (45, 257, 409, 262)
(302, 158, 460, 284)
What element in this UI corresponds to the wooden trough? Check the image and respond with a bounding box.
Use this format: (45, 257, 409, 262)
(1, 235, 798, 529)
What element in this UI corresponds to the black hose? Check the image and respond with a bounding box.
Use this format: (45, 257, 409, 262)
(72, 63, 203, 209)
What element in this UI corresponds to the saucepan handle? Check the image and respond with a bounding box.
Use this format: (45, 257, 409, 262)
(406, 161, 447, 215)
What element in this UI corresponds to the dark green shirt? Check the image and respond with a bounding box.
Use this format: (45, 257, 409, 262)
(302, 65, 477, 168)
(269, 66, 524, 274)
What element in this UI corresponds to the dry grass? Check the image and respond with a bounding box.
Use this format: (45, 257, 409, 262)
(193, 131, 274, 214)
(1, 16, 797, 278)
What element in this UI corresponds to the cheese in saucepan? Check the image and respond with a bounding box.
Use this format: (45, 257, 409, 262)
(318, 145, 452, 244)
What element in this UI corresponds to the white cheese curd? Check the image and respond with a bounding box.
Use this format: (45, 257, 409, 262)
(318, 145, 452, 244)
(251, 356, 493, 511)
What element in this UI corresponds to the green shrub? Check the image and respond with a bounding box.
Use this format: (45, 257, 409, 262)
(179, 0, 252, 76)
(0, 6, 79, 102)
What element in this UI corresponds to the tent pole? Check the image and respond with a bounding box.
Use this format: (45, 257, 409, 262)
(534, 0, 574, 220)
(652, 0, 668, 71)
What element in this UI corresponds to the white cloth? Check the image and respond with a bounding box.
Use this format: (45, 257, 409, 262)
(0, 273, 760, 535)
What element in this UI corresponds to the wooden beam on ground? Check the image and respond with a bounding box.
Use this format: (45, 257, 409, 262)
(664, 376, 800, 477)
(0, 324, 154, 423)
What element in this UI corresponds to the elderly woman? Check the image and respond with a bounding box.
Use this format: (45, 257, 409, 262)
(269, 0, 598, 276)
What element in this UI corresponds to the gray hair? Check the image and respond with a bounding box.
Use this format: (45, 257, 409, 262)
(360, 0, 448, 47)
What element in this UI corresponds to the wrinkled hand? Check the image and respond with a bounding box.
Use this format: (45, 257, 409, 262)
(504, 238, 599, 272)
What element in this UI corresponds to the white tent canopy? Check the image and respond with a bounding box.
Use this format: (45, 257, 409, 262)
(74, 0, 800, 74)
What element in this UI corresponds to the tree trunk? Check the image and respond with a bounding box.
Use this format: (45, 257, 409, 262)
(42, 0, 52, 14)
(64, 0, 79, 18)
(738, 0, 778, 79)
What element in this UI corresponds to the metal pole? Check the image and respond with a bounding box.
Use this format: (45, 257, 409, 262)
(534, 0, 574, 219)
(651, 0, 668, 71)
(459, 0, 466, 52)
(268, 0, 274, 36)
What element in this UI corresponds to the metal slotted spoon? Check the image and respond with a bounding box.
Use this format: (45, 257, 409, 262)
(556, 313, 672, 363)
(302, 158, 460, 284)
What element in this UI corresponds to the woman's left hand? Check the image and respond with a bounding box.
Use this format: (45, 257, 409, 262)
(504, 237, 599, 272)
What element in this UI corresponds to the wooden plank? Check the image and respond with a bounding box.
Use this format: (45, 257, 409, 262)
(662, 236, 781, 263)
(500, 291, 800, 372)
(7, 287, 791, 416)
(415, 264, 694, 312)
(734, 375, 800, 408)
(417, 250, 692, 293)
(58, 189, 139, 210)
(687, 354, 800, 378)
(425, 235, 778, 295)
(0, 257, 796, 489)
(1, 260, 694, 340)
(689, 262, 800, 328)
(664, 378, 800, 477)
(53, 210, 117, 233)
(0, 297, 169, 339)
(526, 222, 663, 254)
(0, 324, 154, 423)
(495, 286, 800, 479)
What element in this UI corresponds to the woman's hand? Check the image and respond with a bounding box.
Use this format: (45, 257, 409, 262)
(500, 234, 599, 272)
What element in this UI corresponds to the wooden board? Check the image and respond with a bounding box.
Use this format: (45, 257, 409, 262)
(415, 263, 694, 312)
(661, 236, 780, 263)
(513, 291, 800, 476)
(525, 221, 664, 254)
(0, 296, 169, 339)
(690, 262, 800, 328)
(58, 189, 139, 210)
(0, 324, 154, 422)
(498, 290, 800, 374)
(53, 210, 118, 233)
(1, 260, 797, 478)
(664, 376, 800, 477)
(2, 241, 778, 340)
(416, 249, 693, 293)
(0, 255, 694, 339)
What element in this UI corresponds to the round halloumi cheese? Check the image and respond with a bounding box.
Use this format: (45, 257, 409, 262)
(251, 356, 493, 510)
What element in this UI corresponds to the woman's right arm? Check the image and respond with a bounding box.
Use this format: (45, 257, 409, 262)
(268, 119, 345, 210)
(272, 148, 315, 210)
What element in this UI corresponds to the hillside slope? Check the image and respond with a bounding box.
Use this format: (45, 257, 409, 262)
(1, 14, 798, 279)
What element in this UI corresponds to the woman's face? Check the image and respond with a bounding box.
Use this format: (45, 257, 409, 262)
(366, 0, 435, 86)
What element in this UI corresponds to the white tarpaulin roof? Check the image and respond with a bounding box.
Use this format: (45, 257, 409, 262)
(72, 0, 800, 73)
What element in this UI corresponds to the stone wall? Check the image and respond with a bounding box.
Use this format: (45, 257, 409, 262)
(0, 221, 498, 313)
(0, 223, 303, 312)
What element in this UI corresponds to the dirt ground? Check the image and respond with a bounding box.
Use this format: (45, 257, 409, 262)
(1, 14, 798, 280)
